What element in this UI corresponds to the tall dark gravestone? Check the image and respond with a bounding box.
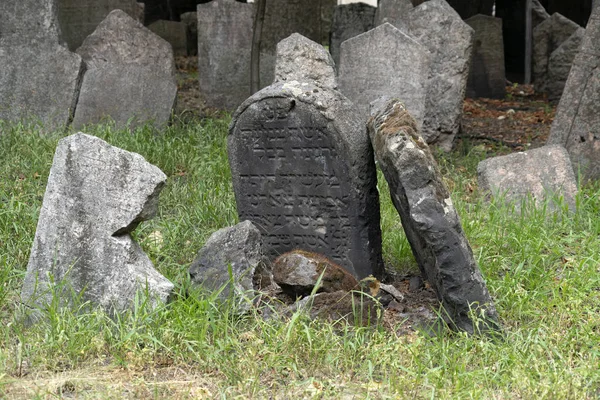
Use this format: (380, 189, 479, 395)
(330, 3, 376, 68)
(228, 81, 384, 279)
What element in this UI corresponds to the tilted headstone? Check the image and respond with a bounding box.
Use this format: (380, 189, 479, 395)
(72, 10, 177, 130)
(374, 0, 413, 30)
(148, 20, 189, 56)
(465, 15, 506, 99)
(338, 23, 431, 128)
(229, 80, 384, 279)
(180, 11, 198, 56)
(329, 2, 376, 67)
(197, 0, 254, 111)
(274, 33, 337, 90)
(368, 99, 500, 334)
(533, 13, 580, 96)
(547, 6, 600, 181)
(406, 0, 474, 151)
(21, 133, 173, 313)
(546, 28, 585, 102)
(477, 144, 578, 212)
(57, 0, 144, 51)
(532, 0, 550, 28)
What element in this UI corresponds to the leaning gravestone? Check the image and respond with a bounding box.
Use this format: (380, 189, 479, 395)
(338, 23, 431, 128)
(198, 0, 254, 111)
(148, 20, 189, 56)
(368, 99, 500, 334)
(465, 14, 506, 99)
(0, 0, 62, 43)
(330, 2, 376, 68)
(21, 133, 173, 313)
(547, 6, 600, 181)
(546, 28, 585, 102)
(374, 0, 413, 30)
(72, 10, 177, 130)
(57, 0, 144, 51)
(229, 81, 384, 279)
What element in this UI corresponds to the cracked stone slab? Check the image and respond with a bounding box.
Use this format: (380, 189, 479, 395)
(21, 133, 173, 314)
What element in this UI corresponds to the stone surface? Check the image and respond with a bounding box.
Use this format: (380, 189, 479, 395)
(189, 221, 273, 306)
(229, 81, 384, 279)
(148, 20, 188, 56)
(477, 144, 578, 212)
(0, 0, 62, 44)
(72, 10, 177, 130)
(273, 250, 358, 297)
(532, 0, 550, 28)
(374, 0, 413, 30)
(465, 15, 506, 99)
(368, 99, 499, 333)
(533, 13, 580, 95)
(180, 11, 197, 56)
(21, 133, 173, 313)
(57, 0, 144, 51)
(338, 23, 431, 127)
(548, 6, 600, 181)
(546, 28, 585, 102)
(274, 34, 337, 90)
(329, 2, 376, 68)
(197, 0, 254, 111)
(406, 0, 474, 151)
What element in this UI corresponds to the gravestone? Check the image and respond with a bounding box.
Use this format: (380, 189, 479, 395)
(338, 23, 431, 128)
(274, 34, 337, 90)
(329, 2, 376, 67)
(72, 10, 177, 130)
(368, 99, 499, 334)
(197, 0, 254, 111)
(533, 13, 580, 96)
(547, 6, 600, 181)
(0, 0, 62, 44)
(532, 0, 550, 28)
(406, 0, 474, 150)
(57, 0, 144, 51)
(374, 0, 413, 30)
(546, 28, 585, 102)
(148, 20, 188, 56)
(21, 133, 173, 313)
(466, 15, 506, 99)
(180, 11, 197, 56)
(228, 80, 384, 279)
(477, 144, 578, 212)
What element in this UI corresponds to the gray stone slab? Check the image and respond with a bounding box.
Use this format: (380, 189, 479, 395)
(148, 20, 188, 56)
(274, 33, 337, 90)
(329, 2, 376, 68)
(477, 144, 578, 212)
(57, 0, 144, 51)
(180, 11, 197, 56)
(466, 15, 506, 99)
(0, 0, 62, 44)
(228, 81, 384, 279)
(21, 133, 173, 314)
(374, 0, 413, 30)
(547, 6, 600, 181)
(368, 99, 500, 334)
(72, 10, 177, 130)
(338, 23, 431, 128)
(546, 28, 585, 102)
(532, 0, 550, 28)
(197, 0, 254, 111)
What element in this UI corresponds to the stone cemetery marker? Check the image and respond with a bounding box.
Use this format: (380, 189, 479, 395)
(546, 28, 585, 102)
(406, 0, 474, 151)
(180, 11, 197, 56)
(197, 0, 254, 111)
(465, 15, 506, 99)
(477, 145, 578, 212)
(274, 34, 337, 90)
(72, 10, 177, 130)
(21, 133, 173, 313)
(148, 20, 189, 56)
(57, 0, 144, 51)
(229, 81, 384, 279)
(548, 6, 600, 181)
(338, 23, 431, 127)
(532, 0, 550, 28)
(374, 0, 413, 30)
(0, 0, 61, 44)
(368, 99, 499, 333)
(330, 2, 376, 67)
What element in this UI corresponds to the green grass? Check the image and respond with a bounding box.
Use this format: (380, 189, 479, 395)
(1, 119, 600, 398)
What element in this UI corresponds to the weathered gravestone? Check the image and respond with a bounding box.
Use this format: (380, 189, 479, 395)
(547, 6, 600, 181)
(180, 11, 197, 56)
(228, 80, 384, 279)
(532, 0, 550, 28)
(148, 20, 189, 56)
(374, 0, 413, 30)
(0, 0, 84, 130)
(338, 23, 431, 128)
(533, 13, 580, 97)
(368, 99, 499, 334)
(465, 14, 506, 99)
(477, 144, 578, 212)
(57, 0, 144, 51)
(21, 133, 173, 313)
(197, 0, 254, 111)
(330, 3, 376, 68)
(72, 10, 177, 130)
(546, 28, 585, 102)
